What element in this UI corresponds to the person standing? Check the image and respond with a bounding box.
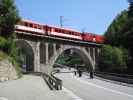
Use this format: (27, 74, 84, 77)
(90, 71, 94, 79)
(78, 70, 82, 77)
(74, 71, 76, 76)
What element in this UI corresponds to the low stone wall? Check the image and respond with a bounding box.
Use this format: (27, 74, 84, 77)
(0, 59, 18, 82)
(95, 72, 133, 84)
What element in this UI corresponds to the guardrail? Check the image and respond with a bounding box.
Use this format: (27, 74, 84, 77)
(51, 70, 62, 90)
(42, 72, 62, 90)
(23, 71, 62, 90)
(95, 71, 133, 84)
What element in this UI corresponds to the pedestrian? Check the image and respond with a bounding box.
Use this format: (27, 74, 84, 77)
(90, 71, 93, 79)
(78, 70, 82, 77)
(74, 71, 76, 76)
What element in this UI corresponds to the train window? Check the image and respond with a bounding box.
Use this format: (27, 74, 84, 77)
(76, 32, 78, 36)
(73, 32, 75, 35)
(29, 23, 33, 28)
(59, 29, 61, 33)
(55, 28, 58, 32)
(49, 27, 52, 32)
(24, 22, 29, 27)
(44, 26, 48, 31)
(58, 29, 61, 33)
(67, 31, 70, 34)
(34, 24, 38, 29)
(77, 32, 79, 36)
(38, 25, 42, 29)
(64, 30, 67, 34)
(61, 29, 63, 33)
(65, 30, 68, 34)
(71, 32, 74, 35)
(61, 29, 64, 33)
(55, 29, 57, 32)
(38, 26, 40, 29)
(44, 26, 48, 32)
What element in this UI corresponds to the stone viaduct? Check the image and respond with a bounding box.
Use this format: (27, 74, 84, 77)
(15, 32, 102, 74)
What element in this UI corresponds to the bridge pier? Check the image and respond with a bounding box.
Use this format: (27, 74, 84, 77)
(34, 41, 40, 72)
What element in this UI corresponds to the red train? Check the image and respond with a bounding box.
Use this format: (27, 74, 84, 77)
(15, 19, 104, 43)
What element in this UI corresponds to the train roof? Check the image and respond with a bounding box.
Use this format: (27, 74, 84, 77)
(21, 19, 81, 33)
(22, 19, 44, 25)
(21, 19, 104, 36)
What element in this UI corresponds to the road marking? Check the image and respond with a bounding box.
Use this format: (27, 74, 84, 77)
(74, 76, 133, 98)
(62, 87, 83, 100)
(0, 97, 8, 100)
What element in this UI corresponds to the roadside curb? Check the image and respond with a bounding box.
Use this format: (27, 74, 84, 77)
(95, 76, 133, 88)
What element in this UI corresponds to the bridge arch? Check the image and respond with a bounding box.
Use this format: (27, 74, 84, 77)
(15, 39, 34, 72)
(50, 46, 94, 72)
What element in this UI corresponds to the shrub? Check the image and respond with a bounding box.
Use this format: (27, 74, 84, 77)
(0, 50, 7, 61)
(98, 45, 128, 72)
(0, 36, 7, 50)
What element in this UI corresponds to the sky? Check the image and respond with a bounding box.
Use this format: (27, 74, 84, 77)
(15, 0, 128, 35)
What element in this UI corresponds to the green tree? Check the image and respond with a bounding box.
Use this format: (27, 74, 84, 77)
(0, 0, 20, 56)
(104, 5, 133, 74)
(0, 0, 19, 38)
(98, 45, 127, 73)
(104, 10, 128, 47)
(56, 51, 84, 66)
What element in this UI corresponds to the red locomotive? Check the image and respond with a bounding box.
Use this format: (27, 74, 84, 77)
(15, 19, 104, 43)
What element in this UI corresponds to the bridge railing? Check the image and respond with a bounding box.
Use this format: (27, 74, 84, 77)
(23, 71, 62, 90)
(42, 71, 62, 90)
(50, 70, 62, 90)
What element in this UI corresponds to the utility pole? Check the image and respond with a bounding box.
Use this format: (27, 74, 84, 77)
(81, 27, 86, 34)
(60, 16, 63, 27)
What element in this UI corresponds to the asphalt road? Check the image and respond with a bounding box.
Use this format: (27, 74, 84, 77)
(56, 69, 133, 100)
(0, 75, 73, 100)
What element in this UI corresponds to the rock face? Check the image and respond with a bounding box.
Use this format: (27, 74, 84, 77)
(0, 59, 18, 82)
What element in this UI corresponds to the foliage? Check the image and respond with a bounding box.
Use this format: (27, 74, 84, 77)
(0, 0, 20, 57)
(98, 45, 127, 72)
(0, 50, 7, 61)
(0, 36, 7, 50)
(0, 0, 21, 76)
(104, 10, 128, 46)
(56, 51, 84, 66)
(56, 54, 70, 65)
(104, 2, 133, 74)
(66, 56, 83, 65)
(0, 0, 20, 38)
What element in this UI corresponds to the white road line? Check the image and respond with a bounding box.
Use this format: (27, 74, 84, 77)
(74, 76, 133, 98)
(62, 87, 83, 100)
(0, 97, 8, 100)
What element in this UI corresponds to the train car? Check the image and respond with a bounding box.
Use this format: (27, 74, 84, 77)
(15, 19, 44, 35)
(82, 33, 96, 42)
(49, 26, 82, 40)
(43, 25, 52, 35)
(95, 35, 104, 43)
(15, 19, 104, 43)
(82, 33, 104, 43)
